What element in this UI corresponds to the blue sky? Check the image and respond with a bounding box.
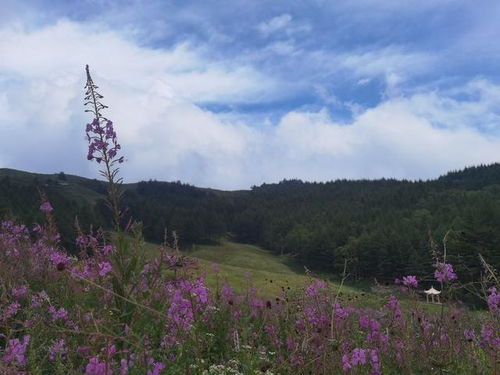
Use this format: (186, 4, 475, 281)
(1, 0, 500, 189)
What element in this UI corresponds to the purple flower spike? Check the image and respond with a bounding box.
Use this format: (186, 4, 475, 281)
(98, 261, 112, 277)
(434, 262, 457, 283)
(3, 335, 30, 366)
(402, 275, 418, 288)
(40, 201, 53, 213)
(487, 287, 499, 315)
(84, 67, 123, 168)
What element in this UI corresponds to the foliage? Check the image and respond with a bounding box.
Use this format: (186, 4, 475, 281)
(0, 217, 498, 373)
(3, 166, 500, 289)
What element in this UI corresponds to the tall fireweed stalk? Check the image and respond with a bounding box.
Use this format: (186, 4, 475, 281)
(84, 65, 148, 328)
(84, 65, 124, 231)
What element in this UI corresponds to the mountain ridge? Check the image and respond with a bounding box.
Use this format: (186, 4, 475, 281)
(3, 162, 500, 191)
(1, 163, 500, 286)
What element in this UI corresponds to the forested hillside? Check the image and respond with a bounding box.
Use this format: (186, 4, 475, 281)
(1, 164, 500, 282)
(232, 167, 500, 282)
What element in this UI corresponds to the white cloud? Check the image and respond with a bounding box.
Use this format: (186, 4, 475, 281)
(264, 41, 298, 56)
(339, 47, 435, 95)
(357, 78, 371, 86)
(0, 20, 275, 104)
(300, 46, 436, 98)
(381, 79, 500, 135)
(1, 19, 500, 189)
(257, 13, 310, 39)
(266, 92, 500, 183)
(258, 14, 293, 36)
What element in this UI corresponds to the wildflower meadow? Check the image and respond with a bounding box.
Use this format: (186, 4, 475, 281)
(0, 67, 499, 375)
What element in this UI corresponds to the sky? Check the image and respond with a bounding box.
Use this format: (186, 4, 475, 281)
(1, 0, 500, 189)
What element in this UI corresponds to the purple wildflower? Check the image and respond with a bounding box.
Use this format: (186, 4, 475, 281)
(370, 349, 382, 375)
(31, 291, 49, 308)
(190, 278, 210, 304)
(305, 279, 327, 297)
(50, 251, 71, 270)
(351, 348, 367, 366)
(101, 245, 115, 256)
(464, 329, 476, 342)
(221, 283, 234, 300)
(120, 359, 130, 375)
(85, 356, 113, 375)
(98, 261, 112, 277)
(3, 301, 20, 319)
(86, 119, 123, 165)
(402, 275, 418, 288)
(12, 285, 28, 299)
(3, 335, 30, 366)
(147, 362, 165, 375)
(48, 306, 69, 322)
(168, 289, 194, 330)
(386, 295, 402, 321)
(40, 201, 53, 213)
(49, 339, 67, 361)
(359, 315, 370, 329)
(487, 287, 499, 314)
(479, 324, 499, 349)
(434, 262, 457, 282)
(342, 354, 352, 371)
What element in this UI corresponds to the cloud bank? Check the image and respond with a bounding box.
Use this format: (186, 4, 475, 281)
(1, 2, 500, 189)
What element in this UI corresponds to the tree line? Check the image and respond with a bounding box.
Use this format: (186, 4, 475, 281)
(1, 164, 499, 285)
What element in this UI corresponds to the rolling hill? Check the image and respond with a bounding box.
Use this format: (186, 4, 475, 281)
(1, 164, 500, 286)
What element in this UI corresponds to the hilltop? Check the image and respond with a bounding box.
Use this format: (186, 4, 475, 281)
(1, 164, 500, 287)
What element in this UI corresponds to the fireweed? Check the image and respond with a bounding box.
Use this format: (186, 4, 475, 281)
(0, 67, 498, 374)
(84, 64, 124, 230)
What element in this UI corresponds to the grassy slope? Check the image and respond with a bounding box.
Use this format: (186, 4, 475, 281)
(144, 240, 445, 312)
(185, 240, 361, 297)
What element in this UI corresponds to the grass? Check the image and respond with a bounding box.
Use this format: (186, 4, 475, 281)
(186, 240, 362, 297)
(187, 242, 451, 310)
(144, 239, 457, 310)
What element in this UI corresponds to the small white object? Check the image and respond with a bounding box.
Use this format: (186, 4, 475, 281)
(424, 286, 441, 303)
